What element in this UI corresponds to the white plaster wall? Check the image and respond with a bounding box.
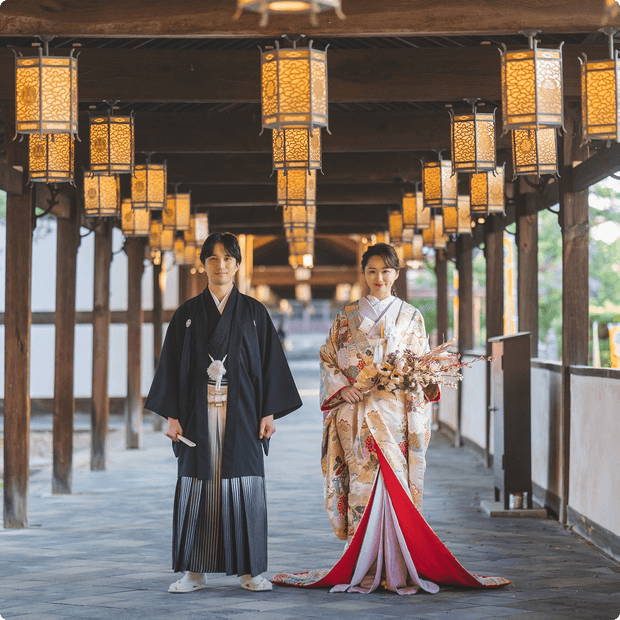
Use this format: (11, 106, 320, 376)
(438, 379, 458, 431)
(530, 364, 562, 500)
(460, 355, 487, 449)
(569, 374, 620, 537)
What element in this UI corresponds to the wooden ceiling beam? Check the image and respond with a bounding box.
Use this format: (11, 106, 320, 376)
(0, 45, 601, 103)
(0, 0, 616, 37)
(208, 204, 391, 234)
(190, 183, 405, 206)
(128, 110, 511, 154)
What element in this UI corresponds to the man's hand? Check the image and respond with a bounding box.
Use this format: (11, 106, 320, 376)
(341, 386, 364, 403)
(259, 415, 276, 439)
(165, 418, 183, 442)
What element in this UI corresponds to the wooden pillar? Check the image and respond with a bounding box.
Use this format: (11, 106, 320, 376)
(559, 110, 590, 524)
(52, 199, 80, 494)
(435, 249, 448, 344)
(3, 142, 32, 528)
(455, 235, 473, 447)
(485, 213, 505, 467)
(91, 220, 112, 471)
(517, 192, 540, 358)
(394, 266, 408, 301)
(178, 265, 191, 304)
(125, 237, 145, 449)
(152, 261, 164, 432)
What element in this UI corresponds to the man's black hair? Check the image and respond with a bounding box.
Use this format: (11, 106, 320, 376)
(199, 232, 242, 265)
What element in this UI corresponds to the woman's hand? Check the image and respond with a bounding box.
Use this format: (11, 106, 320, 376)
(165, 417, 183, 442)
(341, 386, 364, 404)
(259, 415, 276, 439)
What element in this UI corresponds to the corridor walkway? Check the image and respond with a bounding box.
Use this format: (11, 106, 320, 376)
(1, 358, 618, 619)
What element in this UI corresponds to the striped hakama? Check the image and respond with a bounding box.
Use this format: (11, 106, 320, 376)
(172, 382, 268, 577)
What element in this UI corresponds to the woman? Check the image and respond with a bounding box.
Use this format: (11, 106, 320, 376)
(272, 243, 509, 594)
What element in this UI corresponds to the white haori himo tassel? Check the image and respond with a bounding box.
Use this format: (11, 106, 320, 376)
(372, 342, 384, 365)
(207, 354, 227, 390)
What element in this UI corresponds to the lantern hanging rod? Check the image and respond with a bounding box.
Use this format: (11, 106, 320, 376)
(37, 35, 54, 56)
(519, 29, 541, 49)
(463, 97, 480, 112)
(282, 34, 306, 48)
(600, 27, 618, 58)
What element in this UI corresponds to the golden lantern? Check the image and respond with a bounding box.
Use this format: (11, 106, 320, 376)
(184, 217, 197, 249)
(422, 215, 447, 250)
(261, 41, 328, 131)
(160, 228, 174, 252)
(163, 190, 191, 232)
(283, 204, 316, 240)
(511, 128, 558, 177)
(277, 169, 316, 207)
(132, 161, 167, 210)
(402, 187, 431, 230)
(121, 198, 149, 237)
(89, 111, 135, 175)
(15, 46, 78, 136)
(500, 31, 564, 131)
(422, 160, 457, 209)
(149, 214, 163, 250)
(412, 233, 424, 261)
(174, 234, 187, 265)
(83, 173, 120, 218)
(194, 213, 210, 246)
(235, 0, 344, 26)
(450, 101, 496, 174)
(28, 133, 74, 184)
(273, 128, 322, 173)
(150, 248, 162, 266)
(471, 165, 506, 216)
(580, 28, 620, 142)
(389, 209, 404, 244)
(444, 195, 473, 236)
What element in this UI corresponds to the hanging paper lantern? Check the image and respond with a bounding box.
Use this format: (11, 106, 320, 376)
(89, 112, 135, 175)
(471, 165, 506, 216)
(412, 233, 424, 261)
(450, 103, 496, 174)
(194, 213, 210, 246)
(422, 215, 447, 250)
(277, 169, 316, 207)
(28, 133, 74, 184)
(149, 214, 163, 250)
(132, 162, 167, 210)
(121, 198, 149, 237)
(235, 0, 344, 26)
(160, 228, 174, 252)
(389, 209, 404, 244)
(261, 41, 328, 131)
(511, 128, 558, 177)
(444, 195, 473, 236)
(163, 191, 191, 231)
(83, 173, 120, 218)
(580, 30, 620, 142)
(272, 128, 322, 173)
(15, 48, 78, 136)
(402, 187, 431, 230)
(500, 33, 564, 131)
(174, 234, 187, 265)
(422, 160, 457, 209)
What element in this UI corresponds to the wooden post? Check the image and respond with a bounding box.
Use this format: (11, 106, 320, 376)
(3, 142, 31, 528)
(52, 198, 80, 494)
(152, 261, 164, 432)
(559, 110, 590, 524)
(435, 249, 448, 344)
(394, 266, 408, 301)
(485, 213, 505, 467)
(178, 265, 191, 304)
(455, 235, 473, 447)
(517, 192, 539, 358)
(125, 237, 145, 449)
(91, 220, 112, 471)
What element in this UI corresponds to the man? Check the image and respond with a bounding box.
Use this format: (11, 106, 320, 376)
(145, 232, 302, 593)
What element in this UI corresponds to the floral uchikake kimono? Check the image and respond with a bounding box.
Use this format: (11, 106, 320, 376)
(272, 297, 510, 594)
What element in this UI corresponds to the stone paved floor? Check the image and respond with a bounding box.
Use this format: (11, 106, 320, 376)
(1, 358, 619, 619)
